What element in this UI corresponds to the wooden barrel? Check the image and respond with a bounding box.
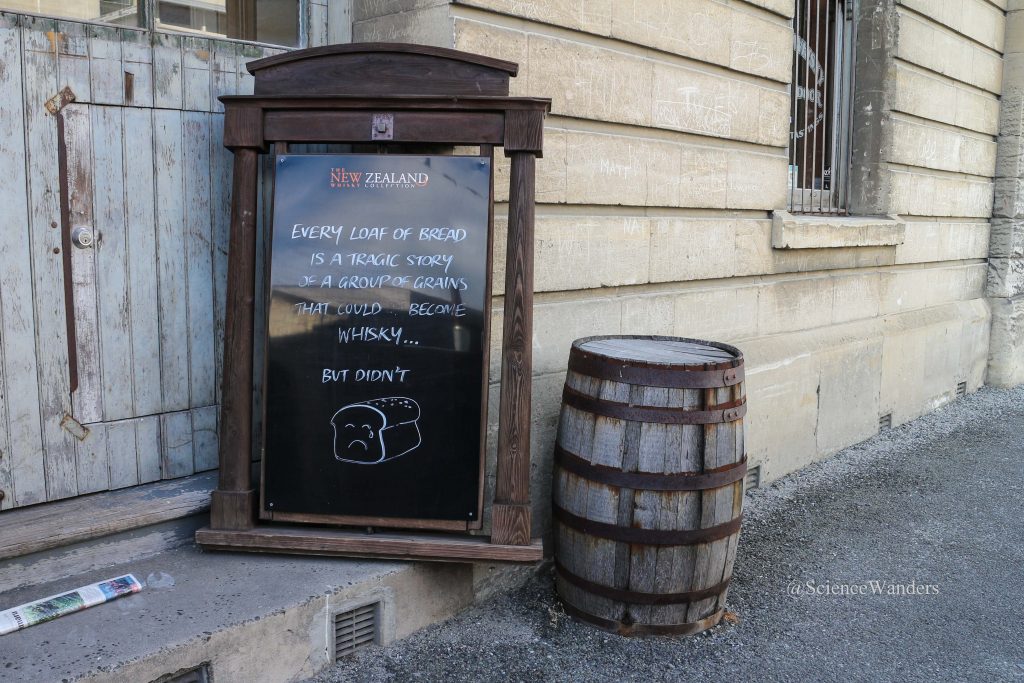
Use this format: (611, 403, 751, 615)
(552, 335, 746, 636)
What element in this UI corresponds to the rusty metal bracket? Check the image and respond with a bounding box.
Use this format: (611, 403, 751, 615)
(45, 86, 76, 116)
(55, 106, 79, 393)
(723, 407, 743, 421)
(59, 414, 90, 441)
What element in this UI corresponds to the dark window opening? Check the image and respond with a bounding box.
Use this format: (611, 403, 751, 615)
(154, 0, 301, 47)
(0, 0, 301, 47)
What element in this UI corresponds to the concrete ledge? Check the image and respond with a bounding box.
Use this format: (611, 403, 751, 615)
(0, 544, 479, 682)
(771, 210, 906, 249)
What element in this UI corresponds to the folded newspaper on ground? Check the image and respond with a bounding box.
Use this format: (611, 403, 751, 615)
(0, 574, 142, 635)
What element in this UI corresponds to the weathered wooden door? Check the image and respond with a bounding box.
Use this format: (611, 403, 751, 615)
(0, 12, 280, 509)
(60, 99, 225, 494)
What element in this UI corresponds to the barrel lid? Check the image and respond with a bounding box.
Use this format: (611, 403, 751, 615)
(569, 335, 743, 389)
(575, 336, 741, 367)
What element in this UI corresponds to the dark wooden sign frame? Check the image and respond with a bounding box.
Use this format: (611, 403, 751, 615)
(195, 43, 549, 563)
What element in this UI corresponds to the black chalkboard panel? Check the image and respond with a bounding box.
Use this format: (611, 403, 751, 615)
(262, 154, 491, 523)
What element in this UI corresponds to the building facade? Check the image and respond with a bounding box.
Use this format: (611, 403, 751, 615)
(354, 0, 1017, 534)
(0, 0, 1021, 676)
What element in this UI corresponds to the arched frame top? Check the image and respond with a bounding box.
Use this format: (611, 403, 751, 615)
(249, 42, 519, 77)
(247, 42, 520, 98)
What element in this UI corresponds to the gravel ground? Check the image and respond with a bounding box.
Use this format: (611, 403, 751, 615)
(312, 385, 1024, 683)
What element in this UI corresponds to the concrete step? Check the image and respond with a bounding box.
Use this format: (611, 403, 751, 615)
(0, 542, 489, 682)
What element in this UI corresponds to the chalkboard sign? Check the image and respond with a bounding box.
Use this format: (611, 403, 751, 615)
(261, 154, 492, 524)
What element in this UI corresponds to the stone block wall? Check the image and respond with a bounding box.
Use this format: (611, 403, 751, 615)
(351, 0, 1001, 536)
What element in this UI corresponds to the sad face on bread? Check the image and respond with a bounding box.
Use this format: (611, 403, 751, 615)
(331, 397, 422, 464)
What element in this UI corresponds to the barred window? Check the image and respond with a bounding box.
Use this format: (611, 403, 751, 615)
(788, 0, 856, 215)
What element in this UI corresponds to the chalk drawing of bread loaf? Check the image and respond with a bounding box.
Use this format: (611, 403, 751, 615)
(331, 397, 422, 464)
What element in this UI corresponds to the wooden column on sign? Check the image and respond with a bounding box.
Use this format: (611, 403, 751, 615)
(491, 153, 536, 545)
(197, 44, 549, 563)
(492, 110, 543, 545)
(209, 107, 264, 531)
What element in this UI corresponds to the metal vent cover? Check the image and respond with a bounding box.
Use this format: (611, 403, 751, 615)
(334, 602, 380, 661)
(879, 413, 892, 430)
(956, 381, 967, 398)
(744, 464, 762, 492)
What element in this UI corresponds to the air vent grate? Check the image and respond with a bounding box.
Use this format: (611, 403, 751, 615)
(334, 602, 380, 661)
(956, 381, 967, 398)
(744, 464, 762, 492)
(879, 414, 892, 430)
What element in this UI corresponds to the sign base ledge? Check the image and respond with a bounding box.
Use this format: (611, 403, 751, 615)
(195, 525, 543, 563)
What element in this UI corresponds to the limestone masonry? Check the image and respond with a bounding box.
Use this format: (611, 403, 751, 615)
(351, 0, 1014, 536)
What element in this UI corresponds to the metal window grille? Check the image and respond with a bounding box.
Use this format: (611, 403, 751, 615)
(788, 0, 856, 214)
